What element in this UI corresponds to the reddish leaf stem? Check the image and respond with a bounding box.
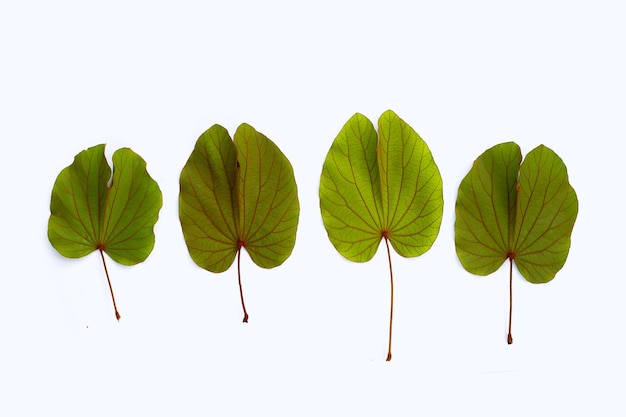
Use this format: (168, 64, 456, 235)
(383, 234, 394, 362)
(237, 243, 249, 323)
(98, 247, 120, 321)
(507, 256, 513, 344)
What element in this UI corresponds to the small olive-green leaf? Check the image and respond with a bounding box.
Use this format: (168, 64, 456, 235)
(48, 144, 162, 320)
(179, 123, 300, 271)
(48, 144, 162, 264)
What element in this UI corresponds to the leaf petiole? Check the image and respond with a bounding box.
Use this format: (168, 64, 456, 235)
(98, 246, 121, 321)
(237, 243, 249, 323)
(507, 255, 513, 344)
(383, 234, 394, 361)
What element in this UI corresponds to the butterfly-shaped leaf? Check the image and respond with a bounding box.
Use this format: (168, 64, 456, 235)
(179, 123, 299, 322)
(48, 144, 163, 320)
(319, 110, 443, 360)
(455, 142, 578, 343)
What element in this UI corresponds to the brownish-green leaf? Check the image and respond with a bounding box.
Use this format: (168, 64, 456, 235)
(179, 123, 299, 322)
(455, 142, 578, 343)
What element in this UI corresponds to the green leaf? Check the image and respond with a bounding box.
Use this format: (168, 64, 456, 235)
(319, 110, 444, 360)
(179, 123, 300, 322)
(455, 142, 578, 343)
(48, 144, 163, 320)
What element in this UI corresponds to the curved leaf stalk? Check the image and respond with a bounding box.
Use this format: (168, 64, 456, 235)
(237, 243, 249, 323)
(384, 234, 394, 361)
(507, 256, 513, 344)
(99, 246, 121, 321)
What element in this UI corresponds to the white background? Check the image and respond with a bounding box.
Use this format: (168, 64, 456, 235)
(1, 1, 624, 415)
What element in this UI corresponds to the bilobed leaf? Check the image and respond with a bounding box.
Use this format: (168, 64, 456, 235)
(48, 144, 163, 320)
(179, 123, 299, 322)
(319, 110, 443, 361)
(455, 142, 578, 343)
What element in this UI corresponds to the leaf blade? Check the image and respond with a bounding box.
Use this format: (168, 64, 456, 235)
(235, 123, 300, 269)
(48, 144, 111, 258)
(179, 125, 240, 273)
(319, 113, 384, 262)
(512, 145, 578, 283)
(101, 148, 163, 266)
(378, 110, 443, 257)
(454, 142, 522, 275)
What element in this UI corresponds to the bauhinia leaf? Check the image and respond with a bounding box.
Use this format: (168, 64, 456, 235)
(319, 110, 444, 361)
(455, 142, 578, 343)
(179, 123, 300, 322)
(48, 144, 163, 320)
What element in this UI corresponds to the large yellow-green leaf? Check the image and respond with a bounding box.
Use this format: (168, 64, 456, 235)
(48, 144, 163, 320)
(319, 110, 443, 360)
(179, 123, 299, 322)
(454, 142, 578, 343)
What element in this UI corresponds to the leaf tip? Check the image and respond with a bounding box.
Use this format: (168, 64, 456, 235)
(386, 352, 392, 361)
